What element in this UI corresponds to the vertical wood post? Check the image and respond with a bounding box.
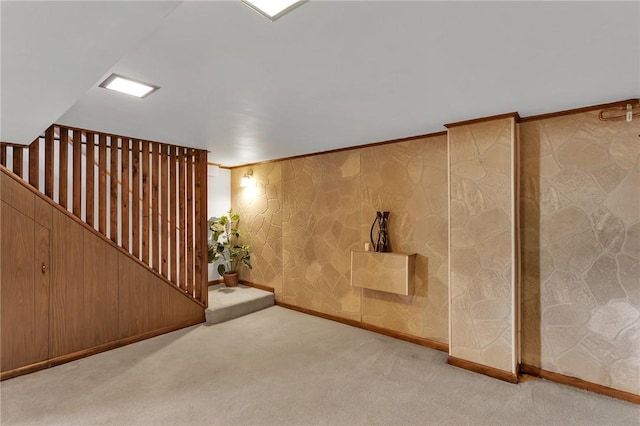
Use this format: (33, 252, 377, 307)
(122, 139, 130, 252)
(110, 136, 119, 244)
(72, 130, 82, 217)
(44, 126, 54, 198)
(161, 144, 169, 279)
(86, 132, 95, 226)
(59, 128, 69, 208)
(170, 146, 177, 285)
(152, 143, 160, 272)
(29, 139, 39, 189)
(99, 134, 107, 234)
(142, 142, 150, 265)
(132, 141, 141, 259)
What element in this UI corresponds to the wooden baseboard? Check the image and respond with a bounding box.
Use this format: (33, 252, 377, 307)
(208, 279, 223, 285)
(240, 280, 275, 293)
(0, 317, 204, 381)
(448, 356, 519, 384)
(276, 301, 448, 353)
(521, 364, 639, 405)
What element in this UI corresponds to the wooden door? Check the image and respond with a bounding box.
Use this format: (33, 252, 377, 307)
(0, 201, 50, 372)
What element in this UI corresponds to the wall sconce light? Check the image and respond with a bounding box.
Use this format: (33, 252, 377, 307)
(240, 170, 255, 187)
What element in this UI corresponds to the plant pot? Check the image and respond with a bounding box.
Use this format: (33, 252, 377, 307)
(223, 271, 240, 287)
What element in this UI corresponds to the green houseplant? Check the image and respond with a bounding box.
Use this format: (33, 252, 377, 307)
(208, 209, 251, 287)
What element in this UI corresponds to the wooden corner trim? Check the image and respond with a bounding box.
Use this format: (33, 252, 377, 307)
(225, 131, 448, 169)
(444, 112, 521, 129)
(448, 356, 519, 384)
(518, 98, 640, 123)
(520, 364, 639, 405)
(0, 317, 204, 381)
(276, 301, 448, 353)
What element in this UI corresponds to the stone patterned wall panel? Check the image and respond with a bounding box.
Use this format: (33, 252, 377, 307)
(231, 164, 283, 294)
(359, 135, 449, 342)
(281, 152, 362, 320)
(449, 117, 517, 373)
(520, 111, 640, 395)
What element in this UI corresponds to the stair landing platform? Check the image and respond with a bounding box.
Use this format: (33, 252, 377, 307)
(205, 284, 275, 325)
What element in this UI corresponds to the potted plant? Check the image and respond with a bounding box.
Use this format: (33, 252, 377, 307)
(208, 209, 251, 287)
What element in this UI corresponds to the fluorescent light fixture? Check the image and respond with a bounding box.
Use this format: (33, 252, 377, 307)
(99, 73, 159, 98)
(242, 0, 306, 21)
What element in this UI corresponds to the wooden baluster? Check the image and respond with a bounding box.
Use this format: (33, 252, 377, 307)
(29, 139, 39, 189)
(178, 147, 186, 290)
(110, 136, 119, 244)
(44, 126, 54, 198)
(186, 150, 194, 296)
(72, 130, 82, 217)
(0, 144, 6, 167)
(59, 128, 69, 208)
(13, 146, 23, 177)
(152, 143, 160, 272)
(132, 141, 141, 259)
(161, 144, 169, 279)
(194, 150, 204, 303)
(99, 134, 107, 235)
(169, 145, 177, 285)
(86, 132, 95, 226)
(122, 139, 130, 252)
(142, 142, 150, 265)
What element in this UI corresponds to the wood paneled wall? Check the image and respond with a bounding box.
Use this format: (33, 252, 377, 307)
(0, 168, 204, 379)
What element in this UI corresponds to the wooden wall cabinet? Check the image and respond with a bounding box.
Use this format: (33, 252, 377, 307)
(350, 250, 416, 296)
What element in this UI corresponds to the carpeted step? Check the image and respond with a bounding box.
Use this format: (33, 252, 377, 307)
(205, 284, 275, 324)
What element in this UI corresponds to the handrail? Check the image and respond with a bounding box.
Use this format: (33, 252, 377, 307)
(0, 125, 208, 307)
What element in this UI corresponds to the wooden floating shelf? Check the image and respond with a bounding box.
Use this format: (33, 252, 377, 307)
(350, 250, 416, 296)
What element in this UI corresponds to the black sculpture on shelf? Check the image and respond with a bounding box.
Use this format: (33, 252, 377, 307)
(370, 211, 391, 252)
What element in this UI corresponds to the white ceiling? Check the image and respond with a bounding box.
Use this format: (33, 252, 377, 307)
(2, 1, 639, 166)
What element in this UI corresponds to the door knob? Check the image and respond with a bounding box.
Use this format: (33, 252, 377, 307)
(41, 263, 47, 274)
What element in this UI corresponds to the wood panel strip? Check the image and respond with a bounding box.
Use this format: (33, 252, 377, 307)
(85, 132, 95, 226)
(520, 364, 640, 405)
(0, 144, 6, 167)
(178, 148, 187, 290)
(59, 128, 68, 208)
(193, 150, 204, 302)
(151, 143, 160, 272)
(72, 131, 82, 216)
(132, 141, 140, 259)
(447, 356, 519, 384)
(98, 134, 107, 235)
(44, 126, 54, 197)
(186, 150, 194, 296)
(161, 144, 169, 278)
(276, 301, 449, 353)
(110, 136, 119, 244)
(29, 139, 39, 189)
(169, 146, 177, 285)
(121, 139, 130, 252)
(141, 142, 150, 265)
(12, 146, 23, 177)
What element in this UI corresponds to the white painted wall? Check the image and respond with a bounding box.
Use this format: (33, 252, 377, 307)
(207, 164, 231, 281)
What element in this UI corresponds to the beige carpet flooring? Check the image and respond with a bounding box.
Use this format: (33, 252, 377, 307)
(1, 306, 638, 425)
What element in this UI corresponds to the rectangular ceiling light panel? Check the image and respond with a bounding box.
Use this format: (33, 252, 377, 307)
(99, 73, 159, 98)
(242, 0, 305, 21)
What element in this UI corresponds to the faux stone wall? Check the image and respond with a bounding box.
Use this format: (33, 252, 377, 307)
(359, 135, 449, 342)
(281, 151, 362, 320)
(448, 117, 518, 373)
(231, 135, 450, 341)
(231, 164, 283, 293)
(520, 111, 640, 395)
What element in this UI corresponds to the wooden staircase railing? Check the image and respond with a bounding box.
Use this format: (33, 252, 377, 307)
(1, 125, 208, 307)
